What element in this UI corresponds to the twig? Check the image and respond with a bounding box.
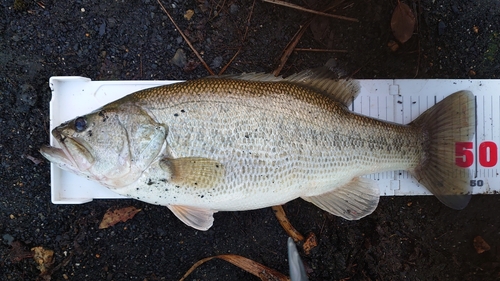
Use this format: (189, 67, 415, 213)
(219, 48, 241, 75)
(272, 19, 312, 76)
(271, 205, 305, 242)
(263, 0, 358, 22)
(219, 0, 256, 75)
(294, 48, 348, 53)
(157, 0, 215, 75)
(272, 0, 348, 76)
(414, 0, 421, 78)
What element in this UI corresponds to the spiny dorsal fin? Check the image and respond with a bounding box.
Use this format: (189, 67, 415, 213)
(284, 66, 360, 107)
(215, 60, 360, 107)
(302, 177, 380, 220)
(159, 157, 225, 189)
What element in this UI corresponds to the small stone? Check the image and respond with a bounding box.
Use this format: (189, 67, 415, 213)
(99, 22, 106, 36)
(438, 21, 446, 35)
(230, 4, 239, 14)
(210, 56, 223, 68)
(170, 49, 187, 68)
(2, 234, 15, 245)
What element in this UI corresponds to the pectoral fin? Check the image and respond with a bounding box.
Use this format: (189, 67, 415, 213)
(302, 177, 380, 220)
(167, 205, 217, 231)
(159, 157, 225, 188)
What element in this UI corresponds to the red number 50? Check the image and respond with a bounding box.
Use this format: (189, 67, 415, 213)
(455, 141, 498, 168)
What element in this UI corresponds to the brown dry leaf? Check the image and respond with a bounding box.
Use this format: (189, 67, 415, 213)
(31, 246, 54, 274)
(99, 206, 141, 229)
(184, 9, 194, 20)
(473, 236, 491, 254)
(272, 205, 305, 242)
(179, 254, 290, 281)
(303, 232, 318, 255)
(391, 2, 415, 44)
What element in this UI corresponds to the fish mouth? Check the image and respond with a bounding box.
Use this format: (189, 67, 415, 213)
(40, 127, 95, 172)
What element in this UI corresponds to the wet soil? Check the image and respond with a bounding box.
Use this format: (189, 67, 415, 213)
(1, 0, 500, 280)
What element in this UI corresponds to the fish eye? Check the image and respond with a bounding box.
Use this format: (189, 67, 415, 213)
(74, 117, 87, 132)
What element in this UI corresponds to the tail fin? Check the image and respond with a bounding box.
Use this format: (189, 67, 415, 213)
(410, 91, 475, 209)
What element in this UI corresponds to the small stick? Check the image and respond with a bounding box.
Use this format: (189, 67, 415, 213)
(219, 48, 241, 75)
(414, 0, 421, 78)
(272, 0, 349, 76)
(157, 0, 215, 75)
(263, 0, 358, 22)
(272, 205, 305, 242)
(272, 19, 312, 76)
(219, 0, 256, 75)
(294, 48, 348, 53)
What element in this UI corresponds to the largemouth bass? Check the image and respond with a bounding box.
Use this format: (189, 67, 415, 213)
(40, 65, 475, 230)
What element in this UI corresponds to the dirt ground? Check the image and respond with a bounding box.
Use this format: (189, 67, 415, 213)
(1, 0, 500, 280)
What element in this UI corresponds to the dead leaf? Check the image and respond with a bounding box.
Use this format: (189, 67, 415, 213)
(179, 254, 290, 281)
(391, 2, 415, 44)
(388, 40, 399, 52)
(99, 206, 141, 229)
(303, 232, 318, 255)
(184, 9, 194, 20)
(473, 236, 491, 254)
(31, 246, 54, 275)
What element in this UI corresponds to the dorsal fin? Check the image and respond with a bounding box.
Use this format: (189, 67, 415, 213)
(284, 65, 360, 107)
(214, 60, 360, 107)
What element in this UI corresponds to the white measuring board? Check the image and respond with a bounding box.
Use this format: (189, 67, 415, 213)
(47, 77, 500, 204)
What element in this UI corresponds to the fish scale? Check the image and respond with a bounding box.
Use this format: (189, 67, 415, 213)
(41, 66, 474, 230)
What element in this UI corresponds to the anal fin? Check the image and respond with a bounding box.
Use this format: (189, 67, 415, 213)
(167, 205, 217, 231)
(302, 177, 380, 220)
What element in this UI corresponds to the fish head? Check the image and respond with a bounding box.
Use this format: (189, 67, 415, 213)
(40, 105, 167, 188)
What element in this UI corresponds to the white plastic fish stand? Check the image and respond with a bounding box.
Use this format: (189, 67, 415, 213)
(47, 77, 500, 204)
